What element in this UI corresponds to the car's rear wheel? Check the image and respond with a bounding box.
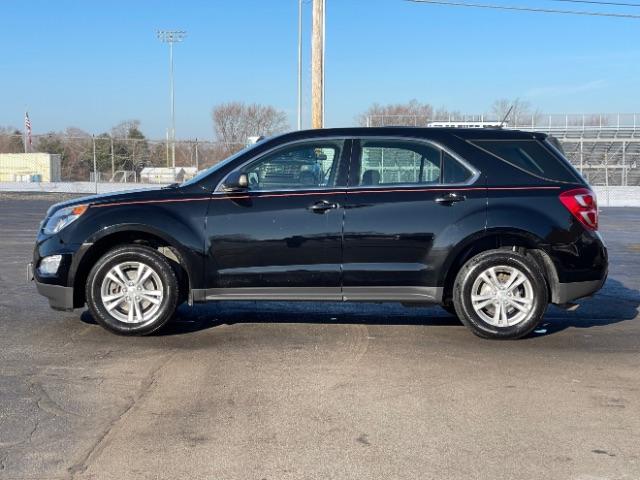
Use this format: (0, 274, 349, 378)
(86, 245, 179, 335)
(453, 249, 548, 339)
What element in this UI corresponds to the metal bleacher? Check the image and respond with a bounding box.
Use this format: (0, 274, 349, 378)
(509, 114, 640, 187)
(366, 113, 640, 187)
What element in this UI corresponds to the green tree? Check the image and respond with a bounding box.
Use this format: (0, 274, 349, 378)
(37, 129, 92, 181)
(110, 120, 151, 173)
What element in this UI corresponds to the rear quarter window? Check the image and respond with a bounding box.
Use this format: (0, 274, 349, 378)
(471, 139, 580, 183)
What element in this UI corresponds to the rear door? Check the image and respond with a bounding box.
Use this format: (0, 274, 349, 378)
(341, 137, 486, 302)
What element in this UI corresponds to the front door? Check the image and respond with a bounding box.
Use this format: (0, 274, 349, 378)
(342, 137, 486, 302)
(204, 138, 350, 300)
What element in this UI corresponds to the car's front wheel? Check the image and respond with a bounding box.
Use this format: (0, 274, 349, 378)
(452, 249, 548, 339)
(86, 245, 179, 335)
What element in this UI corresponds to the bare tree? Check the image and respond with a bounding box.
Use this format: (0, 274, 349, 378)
(36, 128, 93, 180)
(490, 98, 541, 126)
(433, 106, 462, 122)
(211, 102, 288, 152)
(0, 126, 24, 153)
(356, 100, 435, 127)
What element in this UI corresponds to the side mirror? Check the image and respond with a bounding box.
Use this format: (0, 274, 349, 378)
(222, 172, 249, 192)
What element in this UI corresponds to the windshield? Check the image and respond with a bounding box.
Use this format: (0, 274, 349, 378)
(180, 141, 265, 188)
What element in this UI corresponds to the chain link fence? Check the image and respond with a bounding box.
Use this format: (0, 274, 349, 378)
(0, 133, 245, 187)
(2, 120, 640, 195)
(365, 114, 640, 188)
(364, 113, 640, 131)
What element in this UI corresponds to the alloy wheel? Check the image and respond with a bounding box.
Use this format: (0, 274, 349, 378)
(470, 265, 534, 327)
(99, 261, 164, 324)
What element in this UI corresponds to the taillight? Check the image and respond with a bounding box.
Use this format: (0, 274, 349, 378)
(559, 188, 598, 230)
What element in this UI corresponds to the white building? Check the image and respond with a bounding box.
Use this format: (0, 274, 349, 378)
(0, 153, 62, 182)
(140, 167, 189, 183)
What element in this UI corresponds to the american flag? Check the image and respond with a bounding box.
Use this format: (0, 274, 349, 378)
(24, 112, 32, 151)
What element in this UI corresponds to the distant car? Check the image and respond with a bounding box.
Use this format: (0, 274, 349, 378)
(31, 127, 607, 339)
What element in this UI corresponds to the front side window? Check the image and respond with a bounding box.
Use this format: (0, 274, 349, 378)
(240, 140, 343, 191)
(354, 139, 474, 187)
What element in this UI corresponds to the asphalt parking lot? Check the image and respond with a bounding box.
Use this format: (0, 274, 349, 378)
(1, 193, 639, 480)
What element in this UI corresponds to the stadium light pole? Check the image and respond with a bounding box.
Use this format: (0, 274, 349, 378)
(156, 30, 186, 172)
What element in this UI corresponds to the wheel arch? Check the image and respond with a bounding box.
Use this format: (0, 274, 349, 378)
(440, 228, 559, 306)
(71, 226, 193, 308)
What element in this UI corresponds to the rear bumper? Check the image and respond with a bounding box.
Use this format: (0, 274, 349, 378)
(555, 277, 606, 304)
(35, 280, 75, 311)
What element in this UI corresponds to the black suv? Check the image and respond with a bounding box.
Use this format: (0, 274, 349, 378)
(31, 127, 607, 339)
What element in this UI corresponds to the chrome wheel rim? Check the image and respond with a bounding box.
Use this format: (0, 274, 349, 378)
(471, 265, 534, 327)
(100, 261, 164, 324)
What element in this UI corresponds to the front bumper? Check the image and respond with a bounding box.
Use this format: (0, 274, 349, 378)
(32, 235, 92, 311)
(34, 279, 75, 311)
(30, 258, 75, 311)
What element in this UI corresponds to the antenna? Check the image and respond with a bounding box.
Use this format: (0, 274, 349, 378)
(500, 105, 514, 128)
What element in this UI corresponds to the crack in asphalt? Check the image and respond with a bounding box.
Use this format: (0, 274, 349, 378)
(0, 378, 79, 452)
(66, 350, 177, 479)
(29, 380, 82, 419)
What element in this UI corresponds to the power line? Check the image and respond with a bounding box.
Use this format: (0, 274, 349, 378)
(405, 0, 640, 18)
(549, 0, 640, 8)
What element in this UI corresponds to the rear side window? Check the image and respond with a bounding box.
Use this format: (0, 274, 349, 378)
(355, 139, 475, 186)
(472, 139, 579, 182)
(442, 152, 471, 184)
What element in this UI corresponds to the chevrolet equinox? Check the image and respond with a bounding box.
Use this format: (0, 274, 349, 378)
(31, 127, 608, 339)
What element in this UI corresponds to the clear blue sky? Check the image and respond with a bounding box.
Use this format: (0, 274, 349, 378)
(2, 0, 639, 140)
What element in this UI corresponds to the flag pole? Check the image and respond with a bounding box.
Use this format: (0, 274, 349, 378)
(23, 110, 32, 153)
(23, 110, 28, 153)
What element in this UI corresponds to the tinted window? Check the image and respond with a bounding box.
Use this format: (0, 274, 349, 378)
(546, 136, 565, 154)
(241, 141, 343, 191)
(472, 139, 579, 182)
(355, 140, 473, 186)
(442, 152, 473, 184)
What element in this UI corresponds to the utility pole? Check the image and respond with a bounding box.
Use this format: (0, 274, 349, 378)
(195, 138, 199, 171)
(157, 30, 187, 176)
(297, 0, 302, 130)
(311, 0, 324, 129)
(110, 136, 115, 180)
(165, 129, 170, 167)
(92, 135, 98, 194)
(322, 0, 326, 127)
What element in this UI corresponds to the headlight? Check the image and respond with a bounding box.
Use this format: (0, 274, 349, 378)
(43, 204, 89, 234)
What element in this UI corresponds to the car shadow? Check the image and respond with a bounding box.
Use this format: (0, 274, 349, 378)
(79, 300, 463, 332)
(531, 277, 639, 337)
(158, 302, 464, 336)
(80, 277, 638, 338)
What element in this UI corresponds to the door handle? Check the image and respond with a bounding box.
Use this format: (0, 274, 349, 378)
(435, 192, 466, 205)
(308, 200, 338, 213)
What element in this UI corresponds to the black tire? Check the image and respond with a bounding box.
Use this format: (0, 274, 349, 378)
(453, 249, 548, 340)
(86, 245, 179, 335)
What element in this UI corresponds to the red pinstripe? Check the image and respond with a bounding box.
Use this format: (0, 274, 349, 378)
(90, 185, 561, 209)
